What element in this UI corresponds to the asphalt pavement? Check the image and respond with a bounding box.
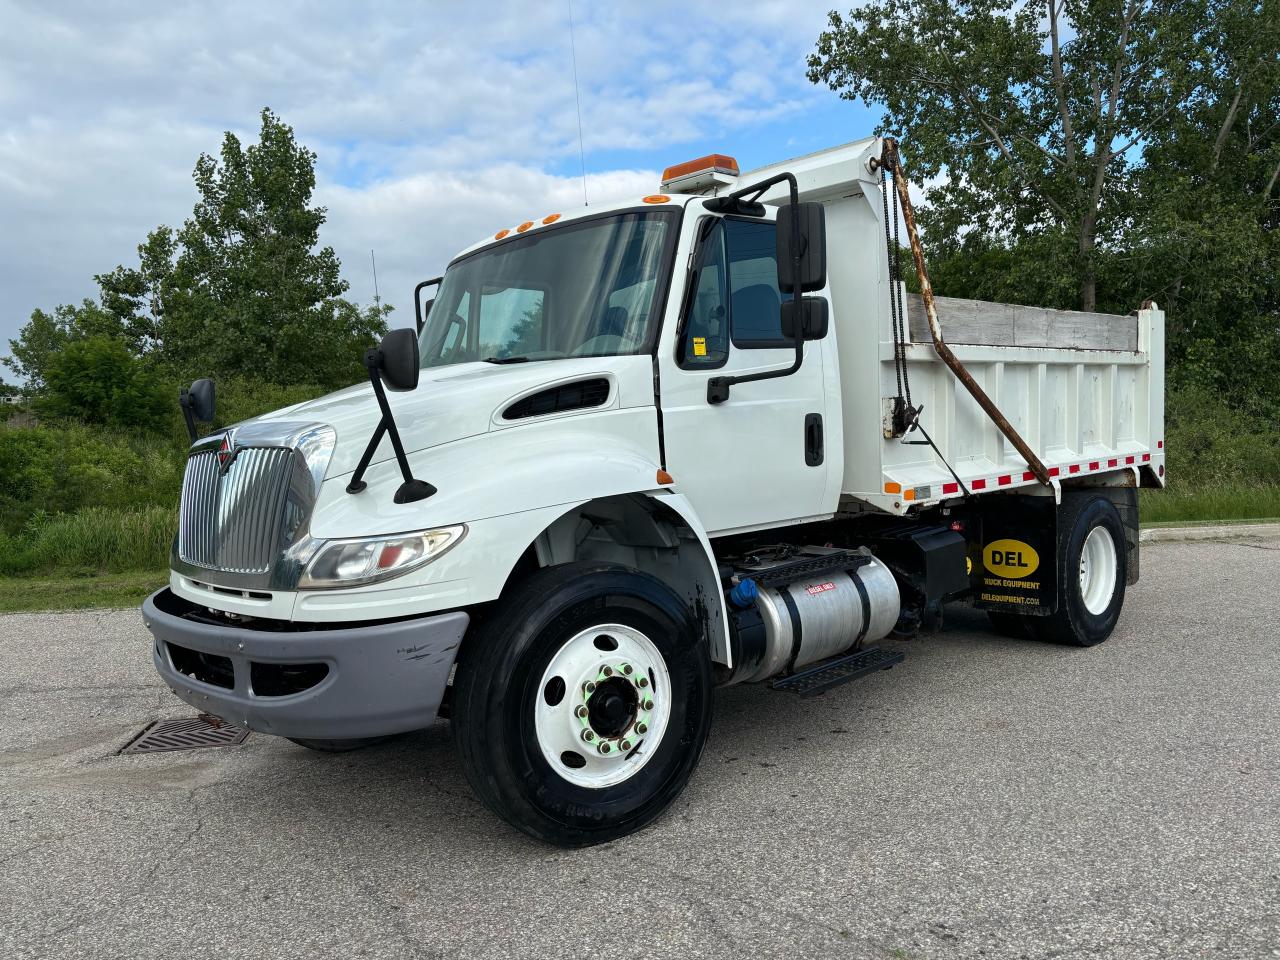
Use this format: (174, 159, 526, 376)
(1, 534, 1277, 960)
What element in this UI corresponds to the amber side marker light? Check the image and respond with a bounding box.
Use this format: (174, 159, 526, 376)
(516, 221, 535, 233)
(642, 195, 670, 204)
(494, 228, 511, 240)
(656, 469, 674, 485)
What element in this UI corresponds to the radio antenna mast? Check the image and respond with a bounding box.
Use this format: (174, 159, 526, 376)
(567, 0, 588, 206)
(370, 249, 381, 304)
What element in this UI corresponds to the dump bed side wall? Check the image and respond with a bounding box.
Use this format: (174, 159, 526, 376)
(818, 182, 1164, 515)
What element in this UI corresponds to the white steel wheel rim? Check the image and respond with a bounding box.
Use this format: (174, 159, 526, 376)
(533, 623, 672, 789)
(1079, 525, 1118, 616)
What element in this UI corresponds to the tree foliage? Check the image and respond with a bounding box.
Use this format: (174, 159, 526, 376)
(5, 108, 390, 393)
(39, 336, 170, 431)
(810, 0, 1280, 414)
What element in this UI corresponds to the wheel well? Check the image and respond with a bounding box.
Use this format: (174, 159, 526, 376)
(501, 494, 729, 665)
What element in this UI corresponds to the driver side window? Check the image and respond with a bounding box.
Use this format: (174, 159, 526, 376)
(678, 221, 730, 367)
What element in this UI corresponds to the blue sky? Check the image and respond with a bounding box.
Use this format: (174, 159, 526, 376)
(0, 0, 880, 370)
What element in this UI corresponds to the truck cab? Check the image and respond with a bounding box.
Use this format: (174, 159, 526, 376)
(144, 138, 1165, 846)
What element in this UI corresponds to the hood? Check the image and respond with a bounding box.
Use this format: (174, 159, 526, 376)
(238, 357, 643, 479)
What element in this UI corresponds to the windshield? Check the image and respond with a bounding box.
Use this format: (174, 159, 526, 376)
(419, 210, 677, 367)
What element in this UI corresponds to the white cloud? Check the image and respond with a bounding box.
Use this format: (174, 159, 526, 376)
(0, 0, 847, 366)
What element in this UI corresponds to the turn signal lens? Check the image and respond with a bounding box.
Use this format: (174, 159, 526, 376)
(299, 526, 466, 589)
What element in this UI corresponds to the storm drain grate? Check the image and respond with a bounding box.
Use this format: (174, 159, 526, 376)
(119, 714, 249, 755)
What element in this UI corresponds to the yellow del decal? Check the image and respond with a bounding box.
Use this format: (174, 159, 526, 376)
(984, 539, 1040, 578)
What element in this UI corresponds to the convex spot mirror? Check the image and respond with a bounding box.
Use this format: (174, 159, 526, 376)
(185, 378, 215, 422)
(780, 296, 829, 341)
(776, 201, 827, 294)
(367, 328, 420, 392)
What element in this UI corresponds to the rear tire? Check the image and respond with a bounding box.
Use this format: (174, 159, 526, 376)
(452, 561, 712, 847)
(1029, 494, 1127, 647)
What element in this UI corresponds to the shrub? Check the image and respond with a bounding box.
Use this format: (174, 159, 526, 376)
(39, 335, 170, 430)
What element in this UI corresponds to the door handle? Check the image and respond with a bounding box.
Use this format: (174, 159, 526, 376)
(805, 413, 824, 466)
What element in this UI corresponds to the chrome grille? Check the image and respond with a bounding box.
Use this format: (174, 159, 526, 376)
(178, 447, 294, 574)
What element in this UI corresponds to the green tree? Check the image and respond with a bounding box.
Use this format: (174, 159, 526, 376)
(7, 108, 390, 394)
(809, 0, 1208, 312)
(810, 0, 1279, 414)
(39, 336, 170, 430)
(3, 300, 127, 391)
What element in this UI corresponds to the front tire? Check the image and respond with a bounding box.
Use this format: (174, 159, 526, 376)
(452, 562, 712, 846)
(1030, 494, 1127, 646)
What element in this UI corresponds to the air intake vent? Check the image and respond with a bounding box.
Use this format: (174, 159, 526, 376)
(503, 379, 610, 421)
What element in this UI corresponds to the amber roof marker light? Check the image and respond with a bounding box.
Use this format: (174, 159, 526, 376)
(660, 154, 740, 192)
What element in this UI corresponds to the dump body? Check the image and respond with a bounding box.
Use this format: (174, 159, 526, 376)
(733, 138, 1165, 516)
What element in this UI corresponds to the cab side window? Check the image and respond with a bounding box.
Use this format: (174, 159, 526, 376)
(678, 221, 730, 367)
(723, 218, 785, 348)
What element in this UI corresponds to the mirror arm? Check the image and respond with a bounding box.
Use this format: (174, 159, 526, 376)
(347, 349, 437, 503)
(414, 277, 442, 332)
(178, 389, 198, 443)
(707, 172, 805, 405)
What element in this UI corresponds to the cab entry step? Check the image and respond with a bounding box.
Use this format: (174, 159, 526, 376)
(769, 646, 905, 698)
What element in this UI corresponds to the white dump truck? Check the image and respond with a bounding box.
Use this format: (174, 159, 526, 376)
(143, 138, 1165, 845)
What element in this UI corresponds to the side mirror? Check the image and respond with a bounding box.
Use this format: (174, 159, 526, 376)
(776, 202, 827, 294)
(179, 378, 216, 443)
(187, 378, 216, 422)
(780, 297, 829, 341)
(416, 298, 434, 334)
(366, 328, 420, 392)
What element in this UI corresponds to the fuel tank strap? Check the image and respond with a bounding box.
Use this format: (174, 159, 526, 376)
(778, 587, 804, 674)
(849, 570, 872, 648)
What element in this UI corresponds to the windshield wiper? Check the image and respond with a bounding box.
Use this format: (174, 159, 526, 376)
(483, 355, 532, 364)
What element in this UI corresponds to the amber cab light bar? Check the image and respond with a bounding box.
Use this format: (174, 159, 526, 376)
(660, 153, 740, 191)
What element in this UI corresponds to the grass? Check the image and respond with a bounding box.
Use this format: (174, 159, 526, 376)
(0, 568, 167, 613)
(1139, 484, 1280, 524)
(0, 505, 175, 576)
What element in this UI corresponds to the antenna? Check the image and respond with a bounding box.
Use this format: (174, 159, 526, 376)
(567, 0, 588, 206)
(370, 249, 381, 304)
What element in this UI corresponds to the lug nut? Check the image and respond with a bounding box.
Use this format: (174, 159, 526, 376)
(581, 729, 596, 742)
(620, 739, 632, 751)
(601, 666, 613, 677)
(598, 742, 612, 755)
(621, 663, 634, 676)
(583, 681, 596, 694)
(642, 699, 654, 711)
(636, 676, 649, 688)
(575, 705, 589, 719)
(635, 722, 648, 735)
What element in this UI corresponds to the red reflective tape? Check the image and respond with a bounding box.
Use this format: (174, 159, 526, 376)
(1125, 455, 1135, 464)
(971, 478, 988, 490)
(1022, 471, 1035, 482)
(1069, 464, 1080, 474)
(942, 482, 959, 495)
(1048, 467, 1060, 477)
(1089, 461, 1100, 471)
(1142, 453, 1151, 462)
(1157, 440, 1163, 448)
(1108, 458, 1118, 467)
(998, 475, 1012, 486)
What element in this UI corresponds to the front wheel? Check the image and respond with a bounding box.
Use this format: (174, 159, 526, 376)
(1030, 494, 1127, 647)
(452, 562, 712, 846)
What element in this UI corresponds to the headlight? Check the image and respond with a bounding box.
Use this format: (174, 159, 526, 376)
(297, 526, 465, 589)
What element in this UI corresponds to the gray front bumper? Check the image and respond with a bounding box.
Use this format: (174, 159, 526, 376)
(142, 589, 469, 739)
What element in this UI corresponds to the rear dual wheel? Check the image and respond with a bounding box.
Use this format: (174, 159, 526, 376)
(452, 562, 712, 847)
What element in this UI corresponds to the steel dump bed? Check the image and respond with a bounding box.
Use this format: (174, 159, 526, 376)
(741, 139, 1165, 516)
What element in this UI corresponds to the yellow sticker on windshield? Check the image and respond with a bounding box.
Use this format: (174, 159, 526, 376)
(693, 337, 707, 357)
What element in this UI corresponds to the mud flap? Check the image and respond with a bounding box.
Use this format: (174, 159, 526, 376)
(970, 495, 1058, 616)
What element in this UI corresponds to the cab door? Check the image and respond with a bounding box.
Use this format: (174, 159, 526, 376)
(656, 213, 836, 535)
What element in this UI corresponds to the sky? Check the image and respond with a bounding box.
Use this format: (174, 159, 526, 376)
(0, 0, 880, 374)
